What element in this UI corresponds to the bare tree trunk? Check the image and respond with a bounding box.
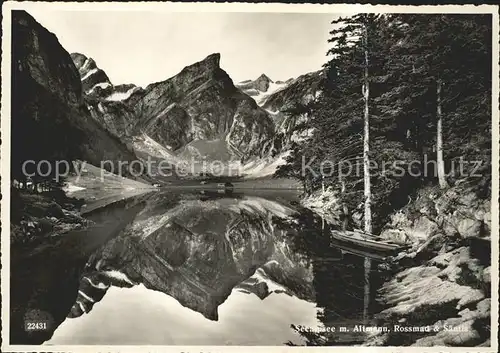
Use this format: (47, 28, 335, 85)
(341, 180, 349, 231)
(363, 256, 371, 323)
(436, 79, 449, 189)
(363, 25, 372, 235)
(362, 22, 372, 324)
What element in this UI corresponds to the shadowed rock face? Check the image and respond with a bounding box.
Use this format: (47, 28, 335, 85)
(13, 13, 82, 105)
(11, 11, 139, 175)
(67, 194, 314, 321)
(263, 70, 324, 140)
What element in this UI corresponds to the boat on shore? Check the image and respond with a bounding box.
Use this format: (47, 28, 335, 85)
(330, 229, 404, 253)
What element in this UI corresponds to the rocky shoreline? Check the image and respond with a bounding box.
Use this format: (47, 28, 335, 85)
(10, 189, 91, 244)
(301, 179, 492, 346)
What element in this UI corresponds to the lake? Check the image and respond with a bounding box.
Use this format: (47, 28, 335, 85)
(10, 188, 386, 346)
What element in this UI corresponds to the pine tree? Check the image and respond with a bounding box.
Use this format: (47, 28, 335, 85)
(318, 14, 403, 231)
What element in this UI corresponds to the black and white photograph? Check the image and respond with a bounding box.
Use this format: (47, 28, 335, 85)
(1, 2, 498, 351)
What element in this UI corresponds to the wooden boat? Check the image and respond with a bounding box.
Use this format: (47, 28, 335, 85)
(328, 239, 387, 260)
(329, 229, 402, 252)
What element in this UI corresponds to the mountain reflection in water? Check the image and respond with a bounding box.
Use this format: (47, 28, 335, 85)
(11, 189, 384, 346)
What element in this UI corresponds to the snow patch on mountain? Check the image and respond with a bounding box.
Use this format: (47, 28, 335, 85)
(236, 76, 288, 108)
(83, 276, 110, 290)
(256, 81, 287, 106)
(132, 134, 180, 163)
(87, 82, 111, 94)
(240, 150, 291, 179)
(130, 212, 176, 240)
(291, 127, 315, 144)
(80, 57, 92, 71)
(81, 68, 98, 81)
(63, 183, 86, 195)
(102, 270, 135, 285)
(232, 196, 297, 219)
(106, 87, 139, 101)
(248, 268, 288, 293)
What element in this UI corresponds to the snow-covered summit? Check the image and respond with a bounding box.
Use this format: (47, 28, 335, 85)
(236, 74, 289, 107)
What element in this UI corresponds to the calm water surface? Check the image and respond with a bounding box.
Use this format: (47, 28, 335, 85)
(11, 189, 386, 346)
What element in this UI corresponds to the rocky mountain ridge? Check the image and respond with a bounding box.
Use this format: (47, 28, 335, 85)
(72, 53, 277, 161)
(71, 51, 323, 177)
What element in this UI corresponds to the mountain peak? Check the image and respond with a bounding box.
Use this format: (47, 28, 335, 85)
(257, 73, 273, 83)
(254, 74, 273, 92)
(203, 53, 221, 68)
(178, 53, 222, 78)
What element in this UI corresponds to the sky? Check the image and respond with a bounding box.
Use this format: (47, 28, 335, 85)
(27, 10, 337, 87)
(48, 284, 320, 345)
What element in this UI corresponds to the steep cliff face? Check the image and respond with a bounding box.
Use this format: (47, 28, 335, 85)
(248, 70, 324, 167)
(11, 11, 139, 176)
(236, 70, 323, 123)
